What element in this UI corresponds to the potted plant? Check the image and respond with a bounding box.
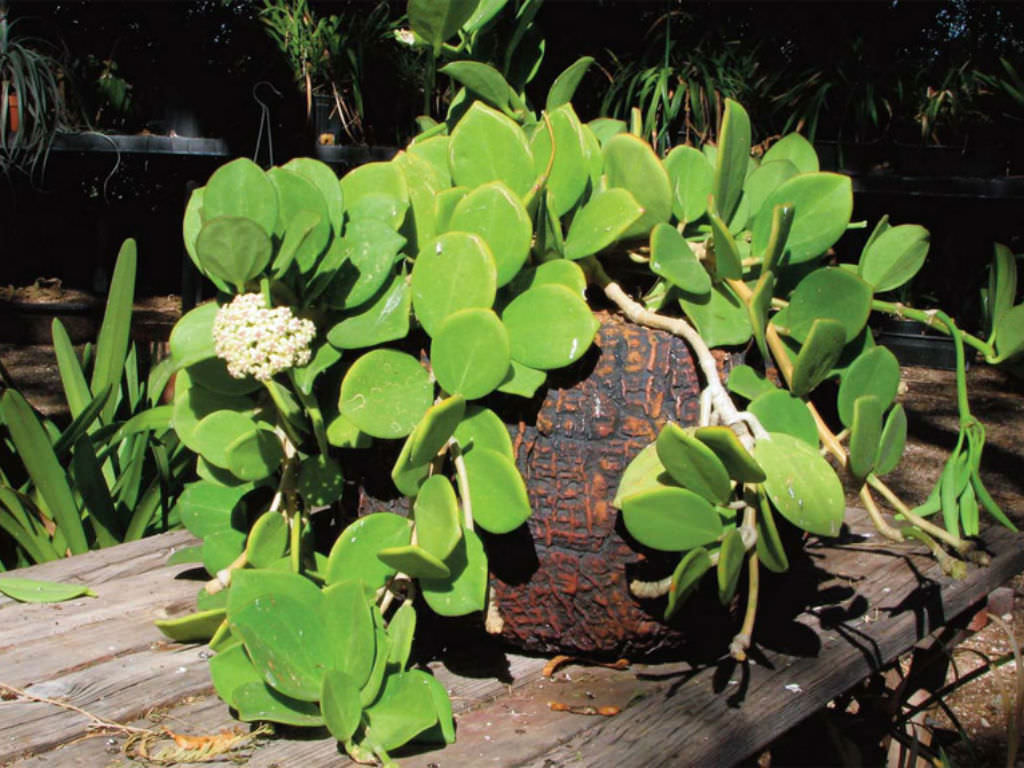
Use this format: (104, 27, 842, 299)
(0, 2, 66, 179)
(260, 0, 392, 146)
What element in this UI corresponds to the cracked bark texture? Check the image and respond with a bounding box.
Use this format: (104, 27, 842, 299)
(489, 312, 732, 657)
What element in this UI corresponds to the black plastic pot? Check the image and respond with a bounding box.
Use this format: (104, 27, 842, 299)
(874, 319, 964, 371)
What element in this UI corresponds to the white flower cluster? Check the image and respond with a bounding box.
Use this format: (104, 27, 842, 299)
(212, 293, 316, 381)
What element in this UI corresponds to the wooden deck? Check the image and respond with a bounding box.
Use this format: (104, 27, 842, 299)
(2, 505, 1021, 768)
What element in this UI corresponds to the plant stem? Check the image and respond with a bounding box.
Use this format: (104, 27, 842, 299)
(449, 439, 473, 530)
(866, 474, 975, 555)
(730, 551, 759, 662)
(872, 300, 995, 359)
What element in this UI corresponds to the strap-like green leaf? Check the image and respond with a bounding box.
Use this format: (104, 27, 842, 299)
(91, 239, 136, 424)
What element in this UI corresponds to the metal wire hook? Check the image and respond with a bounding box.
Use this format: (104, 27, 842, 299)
(252, 81, 281, 168)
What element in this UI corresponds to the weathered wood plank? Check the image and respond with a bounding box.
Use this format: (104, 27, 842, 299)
(1, 508, 1020, 768)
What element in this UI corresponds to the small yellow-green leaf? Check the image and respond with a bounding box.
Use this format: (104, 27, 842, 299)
(155, 608, 226, 643)
(709, 211, 743, 280)
(414, 475, 462, 562)
(837, 345, 901, 428)
(790, 318, 846, 398)
(748, 389, 819, 448)
(246, 510, 288, 568)
(694, 426, 766, 483)
(717, 528, 745, 604)
(848, 395, 883, 482)
(875, 403, 907, 476)
(664, 547, 713, 620)
(755, 493, 789, 573)
(0, 577, 97, 603)
(649, 223, 711, 295)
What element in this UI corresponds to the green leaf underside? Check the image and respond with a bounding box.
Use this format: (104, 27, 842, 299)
(326, 513, 412, 589)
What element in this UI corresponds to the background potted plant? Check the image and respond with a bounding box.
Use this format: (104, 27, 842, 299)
(0, 2, 66, 180)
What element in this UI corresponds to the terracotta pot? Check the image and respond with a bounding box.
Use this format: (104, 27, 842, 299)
(8, 92, 18, 133)
(486, 312, 737, 658)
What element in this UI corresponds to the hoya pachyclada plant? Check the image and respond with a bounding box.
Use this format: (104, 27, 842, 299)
(155, 92, 615, 760)
(607, 98, 1020, 660)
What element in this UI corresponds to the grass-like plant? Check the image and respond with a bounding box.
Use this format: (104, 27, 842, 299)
(0, 5, 64, 180)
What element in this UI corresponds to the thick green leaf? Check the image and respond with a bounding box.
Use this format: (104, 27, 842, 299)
(327, 271, 411, 350)
(744, 160, 799, 220)
(339, 349, 433, 439)
(449, 182, 532, 287)
(234, 681, 324, 726)
(621, 487, 725, 551)
(363, 669, 439, 751)
(603, 133, 673, 239)
(231, 592, 330, 701)
(747, 271, 776, 361)
(246, 510, 288, 568)
(283, 157, 345, 235)
(321, 670, 363, 743)
(503, 284, 598, 370)
(0, 577, 96, 603)
(408, 0, 477, 52)
(760, 203, 796, 273)
(203, 157, 278, 235)
(191, 409, 262, 468)
(664, 145, 713, 224)
(196, 217, 272, 289)
(386, 600, 417, 670)
(564, 188, 644, 260)
(378, 543, 451, 579)
(709, 211, 743, 280)
(712, 99, 751, 223)
(663, 547, 713, 620)
(271, 209, 321, 277)
(656, 422, 731, 504)
(530, 103, 589, 217)
(326, 219, 407, 311)
(296, 455, 345, 507)
(224, 427, 285, 482)
(694, 426, 766, 483)
(392, 395, 466, 496)
(858, 224, 930, 293)
(154, 608, 225, 643)
(848, 395, 883, 481)
(649, 223, 711, 295)
(340, 161, 408, 230)
(748, 389, 819, 448)
(546, 56, 594, 110)
(175, 480, 248, 538)
(408, 135, 453, 188)
(875, 403, 907, 476)
(169, 301, 218, 370)
(497, 359, 547, 397)
(202, 528, 247, 574)
(781, 267, 873, 345)
(209, 643, 263, 709)
(751, 173, 853, 264)
(612, 443, 674, 508)
(789, 318, 846, 397)
(511, 259, 588, 299)
(464, 447, 531, 533)
(753, 432, 845, 538)
(993, 303, 1024, 363)
(325, 513, 412, 589)
(411, 231, 497, 337)
(453, 405, 514, 459)
(227, 570, 326, 622)
(762, 133, 819, 174)
(988, 243, 1018, 335)
(431, 308, 510, 399)
(756, 494, 789, 573)
(449, 102, 535, 198)
(421, 528, 487, 616)
(678, 283, 752, 348)
(414, 475, 462, 562)
(727, 365, 776, 401)
(322, 580, 377, 687)
(837, 345, 901, 428)
(440, 61, 517, 114)
(717, 527, 745, 604)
